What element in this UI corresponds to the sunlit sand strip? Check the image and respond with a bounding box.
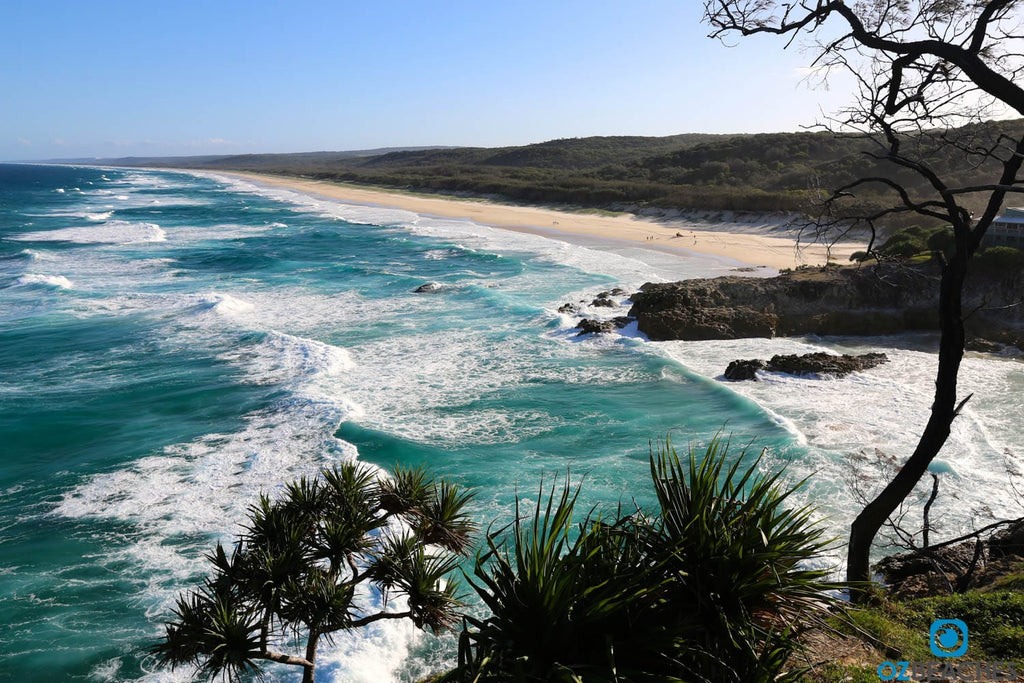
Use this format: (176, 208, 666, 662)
(211, 171, 863, 270)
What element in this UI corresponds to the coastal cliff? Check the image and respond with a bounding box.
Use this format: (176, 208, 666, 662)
(628, 262, 1024, 346)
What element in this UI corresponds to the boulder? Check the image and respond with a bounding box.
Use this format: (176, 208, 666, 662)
(724, 359, 766, 381)
(557, 302, 580, 314)
(575, 318, 616, 336)
(989, 520, 1024, 559)
(874, 542, 981, 599)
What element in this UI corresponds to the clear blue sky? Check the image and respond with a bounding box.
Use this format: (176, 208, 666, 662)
(0, 0, 853, 160)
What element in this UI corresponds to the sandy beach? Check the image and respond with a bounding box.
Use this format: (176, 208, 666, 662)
(216, 171, 863, 271)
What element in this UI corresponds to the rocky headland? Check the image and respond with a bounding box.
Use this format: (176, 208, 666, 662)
(627, 262, 1024, 348)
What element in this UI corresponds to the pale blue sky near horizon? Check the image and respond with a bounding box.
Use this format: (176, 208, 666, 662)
(1, 0, 854, 161)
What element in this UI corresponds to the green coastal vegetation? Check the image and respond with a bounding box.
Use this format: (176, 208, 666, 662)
(153, 442, 1024, 682)
(154, 440, 843, 682)
(850, 224, 1024, 269)
(97, 119, 1024, 228)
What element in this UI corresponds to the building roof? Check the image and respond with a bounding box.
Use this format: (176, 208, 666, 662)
(998, 207, 1024, 221)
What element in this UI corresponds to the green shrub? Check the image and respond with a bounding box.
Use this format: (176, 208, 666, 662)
(974, 245, 1024, 272)
(926, 227, 956, 258)
(452, 438, 840, 682)
(909, 591, 1024, 659)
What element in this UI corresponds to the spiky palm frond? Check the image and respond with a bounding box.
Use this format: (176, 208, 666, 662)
(321, 462, 379, 514)
(387, 545, 464, 632)
(455, 439, 841, 682)
(461, 479, 643, 680)
(366, 531, 420, 590)
(244, 493, 312, 555)
(643, 437, 839, 682)
(311, 508, 379, 572)
(378, 463, 432, 515)
(415, 478, 477, 554)
(283, 475, 327, 523)
(279, 566, 355, 638)
(151, 582, 262, 682)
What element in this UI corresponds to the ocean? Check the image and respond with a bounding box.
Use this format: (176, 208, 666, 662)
(1, 163, 1021, 681)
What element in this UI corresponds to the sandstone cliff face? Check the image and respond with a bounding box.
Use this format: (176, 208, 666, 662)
(628, 263, 1024, 344)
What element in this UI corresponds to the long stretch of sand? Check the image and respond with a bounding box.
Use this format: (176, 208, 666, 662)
(215, 171, 862, 270)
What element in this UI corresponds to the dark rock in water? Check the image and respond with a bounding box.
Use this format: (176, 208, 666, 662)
(766, 352, 888, 377)
(724, 352, 888, 380)
(966, 337, 1001, 353)
(413, 282, 442, 293)
(575, 318, 616, 336)
(770, 352, 888, 378)
(557, 302, 580, 314)
(989, 520, 1024, 559)
(591, 297, 616, 307)
(609, 288, 626, 296)
(724, 359, 766, 381)
(612, 316, 634, 328)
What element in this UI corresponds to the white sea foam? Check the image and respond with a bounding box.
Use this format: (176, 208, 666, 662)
(53, 319, 417, 682)
(15, 273, 73, 289)
(188, 292, 256, 316)
(17, 249, 55, 262)
(654, 335, 1024, 547)
(10, 221, 166, 245)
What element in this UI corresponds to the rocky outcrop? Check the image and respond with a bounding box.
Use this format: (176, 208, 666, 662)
(874, 543, 982, 600)
(575, 318, 617, 336)
(724, 352, 888, 380)
(628, 263, 1024, 343)
(413, 282, 442, 293)
(769, 351, 888, 377)
(723, 359, 766, 380)
(989, 520, 1024, 559)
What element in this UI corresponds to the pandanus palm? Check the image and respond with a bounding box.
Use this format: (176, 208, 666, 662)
(152, 461, 476, 683)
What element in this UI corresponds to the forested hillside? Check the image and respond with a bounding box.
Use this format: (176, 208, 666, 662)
(99, 120, 1024, 225)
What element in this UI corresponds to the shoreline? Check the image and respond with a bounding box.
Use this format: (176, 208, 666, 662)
(204, 171, 863, 271)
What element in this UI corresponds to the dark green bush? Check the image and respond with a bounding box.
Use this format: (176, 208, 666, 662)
(974, 245, 1024, 272)
(452, 438, 840, 682)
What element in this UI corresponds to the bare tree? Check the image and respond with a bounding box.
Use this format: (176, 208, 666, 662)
(703, 0, 1024, 598)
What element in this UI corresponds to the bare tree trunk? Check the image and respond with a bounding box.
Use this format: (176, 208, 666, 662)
(922, 473, 940, 549)
(301, 631, 318, 683)
(847, 257, 967, 599)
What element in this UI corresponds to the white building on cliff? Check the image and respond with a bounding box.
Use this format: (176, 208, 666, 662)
(987, 208, 1024, 247)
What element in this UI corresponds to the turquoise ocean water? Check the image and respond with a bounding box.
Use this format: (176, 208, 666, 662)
(1, 164, 1021, 681)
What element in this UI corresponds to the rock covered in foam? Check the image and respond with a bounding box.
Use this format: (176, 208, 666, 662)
(723, 359, 766, 381)
(413, 282, 443, 293)
(725, 352, 888, 380)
